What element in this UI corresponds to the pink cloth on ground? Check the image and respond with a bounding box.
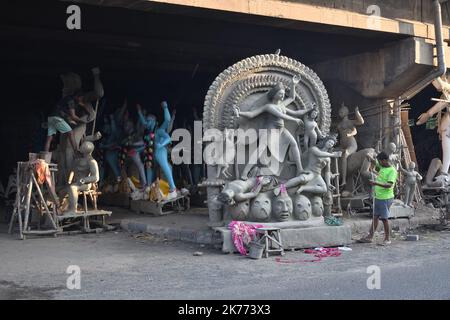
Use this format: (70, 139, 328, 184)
(228, 221, 264, 256)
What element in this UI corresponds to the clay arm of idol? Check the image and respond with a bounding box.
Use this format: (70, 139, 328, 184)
(80, 160, 100, 184)
(417, 97, 449, 125)
(265, 105, 302, 124)
(168, 109, 176, 133)
(68, 108, 88, 124)
(160, 101, 171, 132)
(234, 183, 263, 202)
(416, 172, 423, 181)
(280, 75, 301, 109)
(312, 148, 342, 159)
(324, 159, 333, 190)
(136, 104, 148, 127)
(238, 105, 269, 119)
(82, 67, 105, 102)
(352, 107, 365, 126)
(315, 126, 325, 138)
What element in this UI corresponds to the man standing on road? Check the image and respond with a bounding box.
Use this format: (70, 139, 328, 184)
(359, 151, 398, 245)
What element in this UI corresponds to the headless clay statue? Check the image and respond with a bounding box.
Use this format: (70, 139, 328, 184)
(417, 75, 450, 175)
(67, 141, 99, 213)
(337, 104, 364, 187)
(399, 162, 422, 207)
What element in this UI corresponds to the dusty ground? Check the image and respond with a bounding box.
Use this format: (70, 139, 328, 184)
(1, 218, 450, 300)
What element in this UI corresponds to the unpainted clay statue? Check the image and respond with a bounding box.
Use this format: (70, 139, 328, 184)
(272, 184, 293, 222)
(310, 195, 324, 217)
(386, 142, 400, 169)
(276, 135, 341, 196)
(218, 175, 271, 206)
(337, 104, 364, 186)
(120, 118, 147, 187)
(67, 141, 99, 213)
(417, 75, 450, 175)
(293, 194, 311, 221)
(99, 114, 122, 184)
(399, 162, 423, 207)
(227, 200, 250, 221)
(303, 107, 324, 150)
(424, 158, 450, 188)
(55, 67, 104, 185)
(341, 148, 377, 197)
(235, 75, 311, 179)
(250, 193, 272, 222)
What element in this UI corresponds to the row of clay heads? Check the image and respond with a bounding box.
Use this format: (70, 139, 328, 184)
(219, 179, 324, 222)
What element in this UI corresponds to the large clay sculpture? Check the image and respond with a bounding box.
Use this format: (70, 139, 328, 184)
(202, 53, 333, 225)
(417, 75, 450, 175)
(337, 104, 364, 187)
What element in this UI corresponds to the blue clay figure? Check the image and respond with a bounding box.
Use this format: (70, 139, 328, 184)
(137, 101, 177, 199)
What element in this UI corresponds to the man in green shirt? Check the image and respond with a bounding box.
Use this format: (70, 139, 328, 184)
(359, 151, 398, 245)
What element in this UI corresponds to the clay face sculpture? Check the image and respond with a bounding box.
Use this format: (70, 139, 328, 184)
(228, 200, 250, 221)
(294, 194, 311, 220)
(250, 193, 272, 221)
(272, 185, 292, 221)
(310, 195, 324, 217)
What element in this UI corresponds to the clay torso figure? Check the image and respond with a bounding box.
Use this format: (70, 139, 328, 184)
(337, 104, 364, 187)
(236, 76, 311, 179)
(303, 107, 324, 150)
(67, 141, 99, 213)
(400, 162, 422, 207)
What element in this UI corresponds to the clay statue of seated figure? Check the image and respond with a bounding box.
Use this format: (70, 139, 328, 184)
(66, 141, 100, 213)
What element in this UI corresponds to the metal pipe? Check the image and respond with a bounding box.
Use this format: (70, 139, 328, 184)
(400, 0, 447, 100)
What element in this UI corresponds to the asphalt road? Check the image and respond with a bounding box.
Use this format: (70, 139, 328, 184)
(1, 223, 450, 300)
